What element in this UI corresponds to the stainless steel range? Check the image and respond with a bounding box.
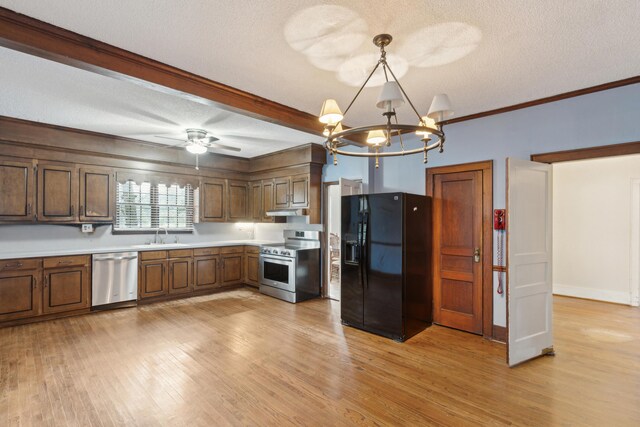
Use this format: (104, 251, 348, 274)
(259, 230, 321, 303)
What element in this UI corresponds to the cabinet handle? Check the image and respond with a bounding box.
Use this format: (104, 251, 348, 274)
(71, 205, 75, 216)
(3, 262, 23, 269)
(44, 276, 48, 288)
(58, 260, 72, 265)
(27, 204, 31, 216)
(80, 205, 84, 215)
(32, 277, 37, 289)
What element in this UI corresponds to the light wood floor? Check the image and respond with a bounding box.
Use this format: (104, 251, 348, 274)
(1, 290, 638, 426)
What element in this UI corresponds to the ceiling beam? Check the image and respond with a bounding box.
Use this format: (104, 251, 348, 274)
(0, 7, 326, 137)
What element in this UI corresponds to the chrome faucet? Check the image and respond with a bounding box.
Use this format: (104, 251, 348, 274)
(155, 228, 168, 244)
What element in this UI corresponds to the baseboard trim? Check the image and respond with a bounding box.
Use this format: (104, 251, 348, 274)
(553, 284, 631, 305)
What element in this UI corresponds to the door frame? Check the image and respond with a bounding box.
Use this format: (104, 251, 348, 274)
(426, 160, 494, 339)
(322, 181, 339, 298)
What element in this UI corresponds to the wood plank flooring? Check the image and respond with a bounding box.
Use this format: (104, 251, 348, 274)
(1, 290, 638, 426)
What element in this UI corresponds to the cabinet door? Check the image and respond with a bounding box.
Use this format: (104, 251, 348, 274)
(249, 181, 263, 221)
(274, 177, 290, 209)
(139, 260, 168, 299)
(262, 179, 274, 222)
(194, 255, 220, 290)
(221, 254, 243, 285)
(290, 174, 309, 208)
(245, 254, 260, 287)
(168, 258, 193, 294)
(0, 159, 35, 222)
(37, 163, 78, 222)
(200, 178, 226, 222)
(43, 266, 90, 314)
(0, 269, 41, 321)
(79, 167, 114, 222)
(227, 180, 249, 221)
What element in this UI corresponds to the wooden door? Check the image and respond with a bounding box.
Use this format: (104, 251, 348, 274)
(139, 260, 168, 299)
(43, 266, 90, 314)
(290, 174, 309, 208)
(200, 178, 226, 222)
(168, 258, 193, 294)
(0, 268, 41, 321)
(221, 254, 243, 285)
(261, 179, 274, 222)
(194, 256, 220, 290)
(37, 162, 78, 222)
(507, 158, 554, 366)
(432, 170, 483, 334)
(273, 177, 290, 209)
(249, 181, 263, 221)
(0, 159, 35, 222)
(227, 180, 248, 221)
(79, 167, 114, 222)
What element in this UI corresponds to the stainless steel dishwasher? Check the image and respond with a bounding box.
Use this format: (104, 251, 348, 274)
(92, 252, 138, 308)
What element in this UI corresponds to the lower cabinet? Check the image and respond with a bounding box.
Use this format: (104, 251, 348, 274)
(43, 256, 90, 314)
(194, 247, 221, 291)
(244, 246, 260, 287)
(0, 264, 41, 322)
(221, 246, 244, 286)
(168, 250, 193, 295)
(139, 252, 169, 299)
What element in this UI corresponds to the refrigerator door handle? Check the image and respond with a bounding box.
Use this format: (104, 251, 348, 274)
(362, 211, 369, 289)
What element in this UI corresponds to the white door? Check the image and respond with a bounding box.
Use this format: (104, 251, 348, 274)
(507, 158, 553, 367)
(340, 178, 362, 197)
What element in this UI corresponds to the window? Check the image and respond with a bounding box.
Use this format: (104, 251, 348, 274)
(115, 180, 195, 232)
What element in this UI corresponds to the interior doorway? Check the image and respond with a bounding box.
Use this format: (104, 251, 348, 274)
(323, 178, 362, 300)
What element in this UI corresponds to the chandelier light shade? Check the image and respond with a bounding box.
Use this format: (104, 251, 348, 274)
(319, 34, 453, 168)
(319, 99, 344, 124)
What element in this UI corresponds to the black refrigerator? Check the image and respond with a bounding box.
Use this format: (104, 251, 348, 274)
(341, 192, 432, 341)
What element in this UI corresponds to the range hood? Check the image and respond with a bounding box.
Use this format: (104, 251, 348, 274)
(265, 208, 307, 217)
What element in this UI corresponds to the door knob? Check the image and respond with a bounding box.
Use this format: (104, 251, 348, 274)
(474, 248, 481, 263)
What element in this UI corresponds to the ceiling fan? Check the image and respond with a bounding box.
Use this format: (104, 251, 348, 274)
(155, 128, 241, 169)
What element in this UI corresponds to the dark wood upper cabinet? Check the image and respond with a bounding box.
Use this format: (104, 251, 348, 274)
(227, 180, 248, 221)
(0, 267, 41, 321)
(168, 257, 193, 294)
(42, 258, 90, 314)
(37, 162, 78, 222)
(249, 181, 262, 221)
(200, 178, 226, 222)
(0, 158, 35, 222)
(274, 177, 290, 209)
(262, 179, 274, 222)
(290, 174, 309, 208)
(79, 167, 114, 222)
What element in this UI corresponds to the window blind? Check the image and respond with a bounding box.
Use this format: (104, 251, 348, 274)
(115, 180, 195, 232)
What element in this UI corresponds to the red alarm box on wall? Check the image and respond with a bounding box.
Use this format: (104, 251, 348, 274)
(494, 209, 506, 230)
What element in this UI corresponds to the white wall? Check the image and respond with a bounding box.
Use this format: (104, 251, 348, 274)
(323, 84, 640, 326)
(552, 154, 640, 304)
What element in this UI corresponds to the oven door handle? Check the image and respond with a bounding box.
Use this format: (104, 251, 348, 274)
(261, 256, 294, 263)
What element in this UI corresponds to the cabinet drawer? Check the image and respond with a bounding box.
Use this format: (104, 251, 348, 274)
(43, 255, 90, 269)
(139, 250, 168, 261)
(220, 246, 244, 254)
(168, 249, 193, 259)
(244, 246, 260, 254)
(193, 247, 220, 256)
(0, 258, 42, 272)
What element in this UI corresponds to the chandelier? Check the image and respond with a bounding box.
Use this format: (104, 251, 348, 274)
(319, 34, 454, 168)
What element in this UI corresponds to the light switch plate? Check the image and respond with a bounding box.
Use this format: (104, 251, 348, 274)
(81, 224, 93, 233)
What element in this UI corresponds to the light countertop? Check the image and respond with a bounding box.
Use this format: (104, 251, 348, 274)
(0, 240, 283, 261)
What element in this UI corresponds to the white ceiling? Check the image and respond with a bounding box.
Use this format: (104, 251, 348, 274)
(0, 47, 322, 158)
(0, 0, 639, 149)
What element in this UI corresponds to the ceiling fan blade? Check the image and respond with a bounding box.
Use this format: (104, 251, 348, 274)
(203, 136, 220, 143)
(207, 142, 241, 152)
(154, 135, 187, 143)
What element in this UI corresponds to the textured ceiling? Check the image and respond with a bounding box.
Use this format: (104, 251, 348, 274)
(0, 0, 639, 138)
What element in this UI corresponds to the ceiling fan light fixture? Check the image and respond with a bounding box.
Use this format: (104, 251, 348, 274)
(320, 34, 452, 168)
(186, 143, 207, 154)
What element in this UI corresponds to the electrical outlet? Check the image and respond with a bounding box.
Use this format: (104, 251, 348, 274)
(81, 224, 93, 233)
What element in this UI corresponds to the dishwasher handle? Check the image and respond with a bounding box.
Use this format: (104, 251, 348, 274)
(93, 255, 138, 261)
